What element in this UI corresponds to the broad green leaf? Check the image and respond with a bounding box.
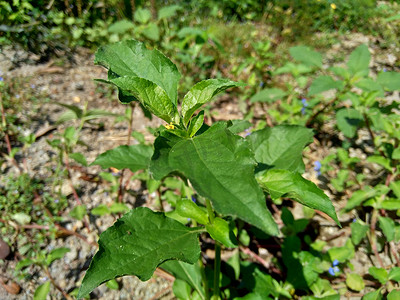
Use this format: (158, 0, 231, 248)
(388, 290, 400, 300)
(368, 267, 388, 284)
(134, 8, 151, 24)
(150, 122, 279, 235)
(206, 217, 238, 248)
(142, 23, 160, 41)
(355, 78, 384, 95)
(92, 144, 153, 173)
(78, 207, 201, 298)
(336, 108, 363, 138)
(158, 5, 182, 19)
(377, 72, 400, 91)
(69, 205, 87, 221)
(247, 125, 313, 173)
(257, 169, 339, 226)
(161, 260, 205, 299)
(389, 267, 400, 281)
(188, 111, 204, 137)
(176, 199, 209, 224)
(34, 281, 51, 300)
(289, 46, 322, 68)
(95, 40, 180, 105)
(350, 221, 369, 245)
(344, 187, 376, 211)
(346, 273, 365, 292)
(106, 279, 119, 290)
(109, 76, 178, 122)
(308, 76, 343, 96)
(347, 44, 370, 77)
(227, 120, 252, 134)
(378, 216, 395, 242)
(362, 289, 383, 300)
(181, 79, 242, 126)
(250, 88, 287, 103)
(367, 155, 392, 172)
(173, 279, 192, 299)
(46, 247, 70, 266)
(69, 152, 88, 167)
(108, 20, 135, 34)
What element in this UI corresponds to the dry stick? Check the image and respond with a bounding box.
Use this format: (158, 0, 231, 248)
(0, 92, 22, 174)
(149, 284, 173, 300)
(305, 96, 339, 127)
(0, 219, 97, 247)
(389, 241, 400, 267)
(369, 208, 385, 268)
(44, 267, 73, 300)
(64, 155, 91, 231)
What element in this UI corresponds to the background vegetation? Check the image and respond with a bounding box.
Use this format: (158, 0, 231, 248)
(1, 0, 400, 299)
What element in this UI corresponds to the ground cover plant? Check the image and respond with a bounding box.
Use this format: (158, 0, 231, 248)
(1, 1, 400, 299)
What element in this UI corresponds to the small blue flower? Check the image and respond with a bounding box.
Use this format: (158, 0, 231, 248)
(328, 266, 340, 276)
(383, 68, 387, 72)
(244, 128, 252, 137)
(187, 218, 191, 221)
(332, 259, 339, 266)
(16, 94, 20, 99)
(0, 76, 3, 82)
(314, 161, 321, 175)
(54, 199, 59, 203)
(301, 98, 308, 115)
(31, 84, 36, 89)
(191, 196, 196, 203)
(259, 82, 264, 88)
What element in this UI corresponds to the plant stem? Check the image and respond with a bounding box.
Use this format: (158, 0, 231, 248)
(199, 257, 209, 300)
(117, 103, 135, 203)
(213, 242, 221, 299)
(369, 208, 385, 268)
(206, 199, 214, 224)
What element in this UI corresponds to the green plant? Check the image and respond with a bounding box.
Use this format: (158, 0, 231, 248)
(76, 39, 339, 299)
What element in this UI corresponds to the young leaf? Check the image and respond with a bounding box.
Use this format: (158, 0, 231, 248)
(46, 247, 70, 266)
(188, 111, 205, 137)
(247, 125, 313, 173)
(377, 71, 400, 91)
(33, 281, 51, 300)
(109, 76, 179, 123)
(181, 79, 242, 126)
(161, 260, 205, 299)
(378, 216, 395, 242)
(336, 108, 363, 138)
(173, 279, 192, 300)
(206, 217, 238, 248)
(92, 144, 153, 173)
(388, 290, 400, 300)
(346, 273, 365, 292)
(176, 199, 209, 225)
(95, 39, 180, 105)
(368, 267, 388, 284)
(250, 88, 287, 103)
(69, 152, 88, 167)
(151, 122, 279, 236)
(78, 207, 201, 298)
(289, 46, 322, 68)
(347, 44, 370, 77)
(388, 267, 400, 281)
(308, 76, 343, 96)
(350, 221, 369, 245)
(257, 169, 340, 226)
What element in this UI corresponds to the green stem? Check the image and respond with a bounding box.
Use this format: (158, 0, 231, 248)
(206, 199, 214, 224)
(199, 257, 209, 300)
(213, 242, 221, 299)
